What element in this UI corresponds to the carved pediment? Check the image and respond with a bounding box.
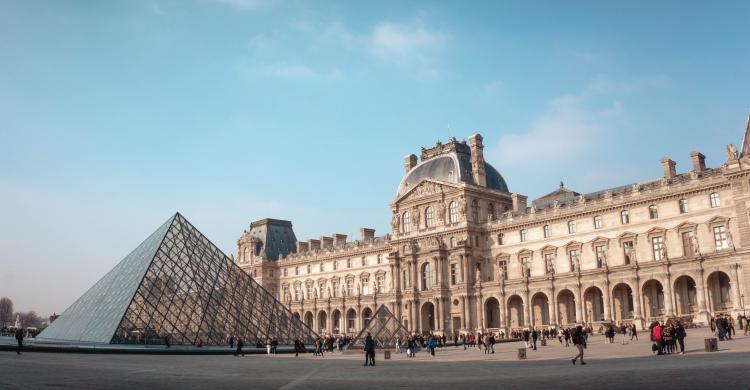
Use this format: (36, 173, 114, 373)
(564, 241, 583, 250)
(706, 216, 729, 225)
(589, 236, 611, 247)
(675, 222, 698, 231)
(395, 179, 456, 204)
(540, 244, 558, 254)
(646, 227, 667, 237)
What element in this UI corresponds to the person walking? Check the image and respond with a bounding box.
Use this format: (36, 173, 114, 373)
(15, 328, 24, 355)
(531, 329, 538, 350)
(395, 336, 402, 354)
(228, 336, 234, 349)
(235, 338, 245, 357)
(164, 334, 171, 348)
(266, 338, 272, 355)
(630, 324, 638, 341)
(571, 325, 586, 365)
(428, 335, 436, 357)
(364, 332, 375, 366)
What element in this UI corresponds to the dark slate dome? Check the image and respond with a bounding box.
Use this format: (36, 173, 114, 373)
(397, 152, 509, 196)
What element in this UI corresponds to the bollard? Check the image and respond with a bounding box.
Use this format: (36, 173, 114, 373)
(517, 348, 527, 360)
(704, 338, 718, 352)
(384, 350, 391, 360)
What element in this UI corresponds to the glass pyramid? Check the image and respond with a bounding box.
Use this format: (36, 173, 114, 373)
(40, 213, 317, 346)
(349, 305, 412, 349)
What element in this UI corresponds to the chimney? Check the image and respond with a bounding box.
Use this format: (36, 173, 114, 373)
(308, 239, 321, 251)
(296, 242, 309, 253)
(690, 151, 706, 173)
(468, 134, 486, 187)
(360, 227, 375, 242)
(404, 154, 418, 173)
(320, 236, 333, 249)
(511, 193, 527, 213)
(660, 157, 677, 179)
(333, 234, 347, 247)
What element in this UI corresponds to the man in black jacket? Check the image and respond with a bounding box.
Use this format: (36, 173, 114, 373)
(364, 332, 375, 366)
(571, 326, 587, 365)
(15, 328, 24, 355)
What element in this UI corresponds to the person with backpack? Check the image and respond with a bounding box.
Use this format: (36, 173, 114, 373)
(571, 325, 586, 365)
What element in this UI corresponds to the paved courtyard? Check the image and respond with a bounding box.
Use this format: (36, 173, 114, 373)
(1, 329, 749, 389)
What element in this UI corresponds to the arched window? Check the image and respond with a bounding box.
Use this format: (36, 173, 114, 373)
(710, 192, 720, 208)
(421, 262, 432, 291)
(488, 203, 496, 221)
(471, 199, 479, 222)
(402, 211, 411, 233)
(679, 199, 689, 214)
(543, 225, 551, 238)
(620, 210, 629, 224)
(425, 206, 434, 228)
(449, 201, 459, 224)
(450, 236, 456, 248)
(648, 204, 658, 219)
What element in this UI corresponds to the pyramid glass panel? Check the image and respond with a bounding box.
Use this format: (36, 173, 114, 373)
(40, 213, 317, 346)
(349, 305, 411, 349)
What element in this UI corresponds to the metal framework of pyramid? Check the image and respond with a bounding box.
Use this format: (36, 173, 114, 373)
(39, 213, 317, 346)
(348, 305, 411, 349)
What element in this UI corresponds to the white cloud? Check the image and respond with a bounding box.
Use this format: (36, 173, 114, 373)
(489, 88, 623, 169)
(237, 61, 343, 82)
(209, 0, 277, 10)
(368, 20, 446, 65)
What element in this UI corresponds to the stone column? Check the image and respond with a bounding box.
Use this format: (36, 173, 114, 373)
(575, 284, 583, 325)
(603, 281, 612, 321)
(733, 264, 743, 313)
(435, 297, 442, 332)
(695, 272, 709, 322)
(436, 257, 443, 287)
(631, 279, 642, 324)
(499, 292, 506, 330)
(465, 295, 472, 329)
(550, 290, 558, 326)
(460, 295, 467, 329)
(663, 277, 675, 317)
(477, 292, 484, 330)
(414, 299, 421, 332)
(523, 290, 531, 327)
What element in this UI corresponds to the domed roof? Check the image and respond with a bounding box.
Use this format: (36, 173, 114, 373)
(396, 152, 509, 196)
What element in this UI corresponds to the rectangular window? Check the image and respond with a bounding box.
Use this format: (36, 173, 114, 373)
(622, 241, 634, 265)
(498, 261, 507, 280)
(594, 215, 603, 229)
(361, 257, 366, 266)
(568, 220, 576, 234)
(713, 226, 729, 250)
(377, 275, 385, 293)
(682, 231, 695, 256)
(652, 236, 665, 261)
(283, 268, 288, 277)
(497, 233, 504, 245)
(346, 279, 353, 296)
(520, 229, 527, 242)
(307, 284, 313, 299)
(520, 256, 530, 277)
(361, 277, 369, 295)
(319, 282, 325, 298)
(333, 261, 338, 270)
(332, 281, 339, 297)
(595, 245, 606, 268)
(402, 270, 408, 289)
(450, 263, 457, 285)
(543, 225, 551, 238)
(620, 210, 629, 224)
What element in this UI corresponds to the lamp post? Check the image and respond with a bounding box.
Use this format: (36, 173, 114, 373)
(742, 294, 746, 317)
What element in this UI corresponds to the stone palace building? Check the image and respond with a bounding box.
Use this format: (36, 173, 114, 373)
(236, 118, 750, 335)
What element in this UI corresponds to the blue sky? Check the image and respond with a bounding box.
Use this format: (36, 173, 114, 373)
(1, 0, 749, 315)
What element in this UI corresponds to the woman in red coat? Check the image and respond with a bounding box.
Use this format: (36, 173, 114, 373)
(651, 323, 663, 355)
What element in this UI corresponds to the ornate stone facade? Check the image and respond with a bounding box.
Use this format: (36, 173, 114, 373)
(237, 119, 750, 334)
